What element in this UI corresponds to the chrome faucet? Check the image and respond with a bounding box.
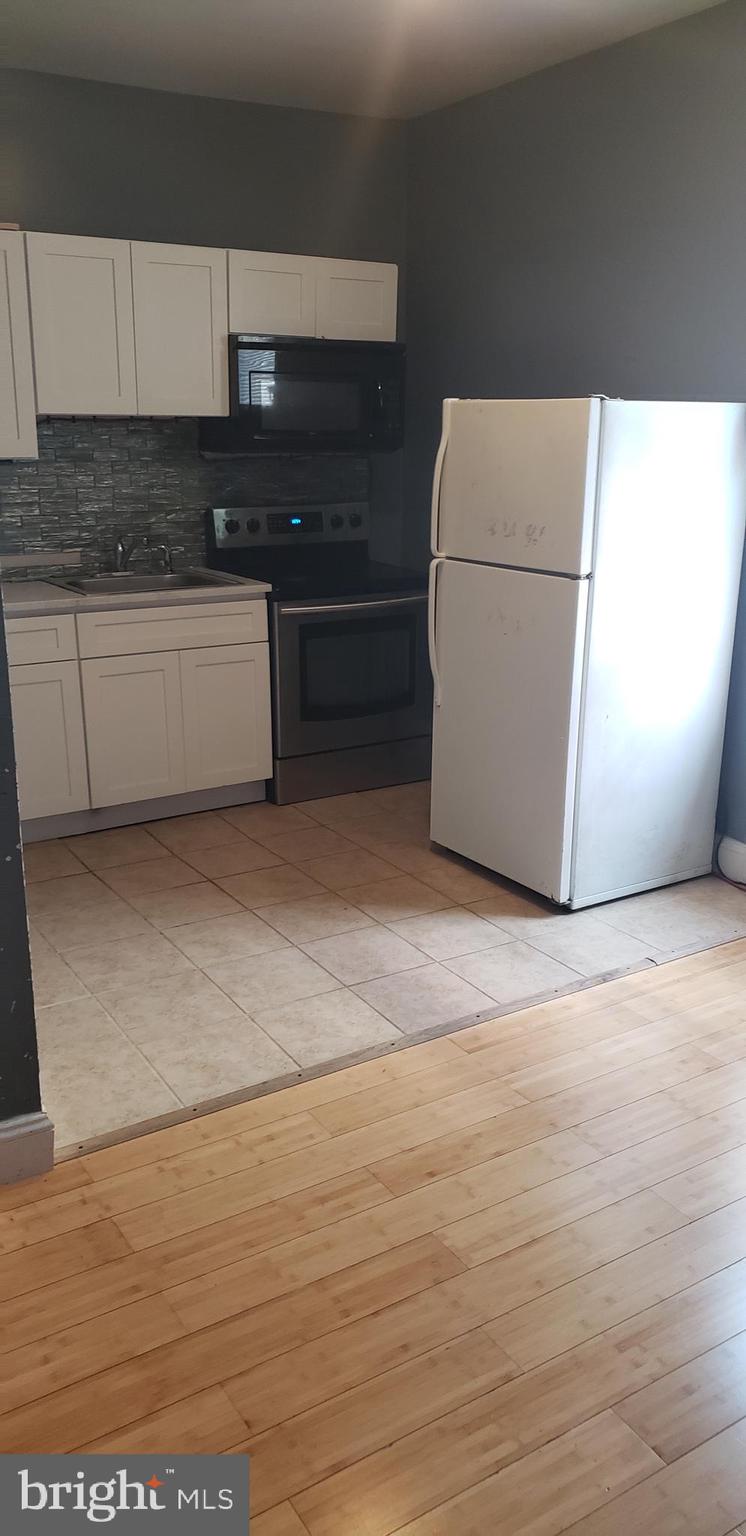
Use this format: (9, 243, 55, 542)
(113, 533, 173, 573)
(113, 534, 139, 571)
(148, 539, 174, 574)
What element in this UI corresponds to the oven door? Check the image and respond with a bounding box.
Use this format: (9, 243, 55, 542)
(272, 594, 431, 758)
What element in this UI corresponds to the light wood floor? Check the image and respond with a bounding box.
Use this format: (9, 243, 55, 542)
(2, 939, 746, 1534)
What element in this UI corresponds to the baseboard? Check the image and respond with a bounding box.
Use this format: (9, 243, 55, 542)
(0, 1112, 54, 1185)
(21, 780, 267, 843)
(718, 835, 746, 884)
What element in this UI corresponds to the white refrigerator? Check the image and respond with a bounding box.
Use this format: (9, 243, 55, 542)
(428, 397, 746, 908)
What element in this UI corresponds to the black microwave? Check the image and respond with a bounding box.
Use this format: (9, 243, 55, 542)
(199, 335, 405, 455)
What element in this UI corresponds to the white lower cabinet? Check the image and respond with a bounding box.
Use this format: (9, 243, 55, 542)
(82, 651, 187, 807)
(181, 643, 272, 790)
(80, 632, 272, 808)
(9, 661, 89, 819)
(11, 602, 273, 819)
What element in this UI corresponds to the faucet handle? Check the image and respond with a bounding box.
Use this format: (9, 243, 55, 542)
(114, 533, 136, 571)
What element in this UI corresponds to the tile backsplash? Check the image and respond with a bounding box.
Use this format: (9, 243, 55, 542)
(0, 418, 369, 579)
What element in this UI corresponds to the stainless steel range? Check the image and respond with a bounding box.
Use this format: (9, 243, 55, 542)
(205, 504, 432, 803)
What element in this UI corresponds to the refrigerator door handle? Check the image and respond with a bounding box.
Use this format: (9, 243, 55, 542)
(428, 556, 445, 706)
(430, 399, 454, 557)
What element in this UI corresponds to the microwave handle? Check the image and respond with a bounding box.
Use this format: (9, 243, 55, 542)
(430, 399, 454, 558)
(428, 557, 445, 707)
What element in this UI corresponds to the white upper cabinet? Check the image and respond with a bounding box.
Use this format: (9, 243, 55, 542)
(228, 250, 398, 342)
(22, 234, 399, 422)
(228, 249, 317, 337)
(26, 232, 137, 415)
(131, 241, 228, 415)
(0, 231, 38, 459)
(315, 258, 398, 342)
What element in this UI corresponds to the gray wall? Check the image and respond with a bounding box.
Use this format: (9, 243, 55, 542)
(406, 0, 746, 839)
(0, 594, 42, 1124)
(4, 68, 405, 266)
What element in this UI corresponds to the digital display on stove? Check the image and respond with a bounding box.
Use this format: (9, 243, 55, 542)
(267, 511, 323, 535)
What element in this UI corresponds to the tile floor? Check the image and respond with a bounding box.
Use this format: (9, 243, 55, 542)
(24, 780, 746, 1150)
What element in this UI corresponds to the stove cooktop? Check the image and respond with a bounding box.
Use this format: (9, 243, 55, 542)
(205, 504, 426, 604)
(254, 560, 427, 603)
(206, 549, 426, 603)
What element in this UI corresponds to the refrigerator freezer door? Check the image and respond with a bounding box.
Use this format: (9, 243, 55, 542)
(430, 558, 589, 903)
(435, 397, 601, 576)
(571, 400, 746, 907)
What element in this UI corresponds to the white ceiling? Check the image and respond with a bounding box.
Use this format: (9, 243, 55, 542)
(5, 0, 722, 119)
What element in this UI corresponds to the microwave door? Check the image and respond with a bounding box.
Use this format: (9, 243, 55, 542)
(216, 335, 406, 452)
(252, 373, 363, 440)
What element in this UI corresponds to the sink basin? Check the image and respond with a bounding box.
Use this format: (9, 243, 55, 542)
(52, 570, 235, 596)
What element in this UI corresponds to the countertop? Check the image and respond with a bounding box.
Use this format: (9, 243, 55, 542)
(1, 569, 271, 620)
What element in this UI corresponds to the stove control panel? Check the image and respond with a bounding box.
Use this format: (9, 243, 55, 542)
(210, 504, 369, 548)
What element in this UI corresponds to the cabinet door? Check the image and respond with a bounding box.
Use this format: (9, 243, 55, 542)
(0, 232, 38, 459)
(82, 652, 185, 807)
(181, 643, 272, 791)
(315, 259, 398, 342)
(9, 661, 89, 820)
(131, 241, 228, 415)
(228, 249, 317, 337)
(26, 232, 137, 414)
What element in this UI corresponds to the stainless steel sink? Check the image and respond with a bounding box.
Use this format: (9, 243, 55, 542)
(52, 570, 237, 596)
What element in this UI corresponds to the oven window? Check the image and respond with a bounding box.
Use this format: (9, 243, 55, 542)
(299, 615, 416, 720)
(251, 375, 361, 434)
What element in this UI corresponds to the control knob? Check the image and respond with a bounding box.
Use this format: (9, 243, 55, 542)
(223, 518, 240, 535)
(330, 513, 344, 529)
(349, 511, 363, 528)
(246, 517, 261, 534)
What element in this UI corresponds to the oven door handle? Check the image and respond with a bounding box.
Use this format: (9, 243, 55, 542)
(278, 595, 428, 616)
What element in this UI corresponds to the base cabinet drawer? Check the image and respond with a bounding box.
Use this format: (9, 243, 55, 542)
(77, 600, 268, 659)
(181, 643, 272, 790)
(6, 614, 78, 666)
(10, 661, 89, 819)
(82, 652, 186, 807)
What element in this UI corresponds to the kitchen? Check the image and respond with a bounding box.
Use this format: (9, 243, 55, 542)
(6, 231, 744, 1150)
(3, 6, 746, 1159)
(2, 3, 746, 1521)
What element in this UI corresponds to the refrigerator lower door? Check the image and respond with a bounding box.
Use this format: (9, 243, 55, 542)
(430, 559, 589, 903)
